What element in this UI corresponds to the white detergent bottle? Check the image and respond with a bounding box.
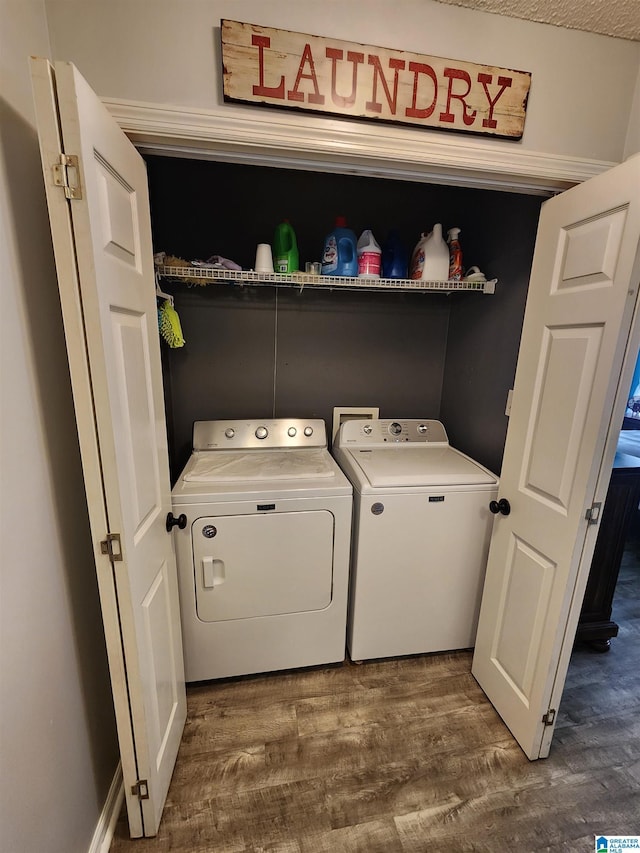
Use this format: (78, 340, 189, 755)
(421, 223, 450, 281)
(357, 229, 382, 278)
(409, 231, 431, 280)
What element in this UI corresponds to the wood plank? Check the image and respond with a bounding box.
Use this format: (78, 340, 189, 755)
(294, 671, 483, 737)
(179, 700, 297, 759)
(299, 818, 403, 853)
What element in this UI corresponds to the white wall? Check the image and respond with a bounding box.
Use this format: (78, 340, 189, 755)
(624, 63, 640, 159)
(43, 0, 640, 165)
(0, 3, 119, 851)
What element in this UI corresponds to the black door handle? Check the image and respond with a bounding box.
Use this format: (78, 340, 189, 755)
(166, 512, 187, 532)
(489, 498, 511, 516)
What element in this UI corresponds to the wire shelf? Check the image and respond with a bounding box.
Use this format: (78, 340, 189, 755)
(157, 265, 496, 295)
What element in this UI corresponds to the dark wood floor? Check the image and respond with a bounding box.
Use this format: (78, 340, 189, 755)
(110, 557, 640, 853)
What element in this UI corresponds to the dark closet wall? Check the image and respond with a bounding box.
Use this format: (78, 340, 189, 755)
(145, 156, 543, 481)
(441, 194, 544, 475)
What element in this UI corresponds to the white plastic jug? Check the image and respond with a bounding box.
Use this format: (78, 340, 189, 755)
(410, 231, 431, 280)
(357, 229, 382, 278)
(411, 224, 449, 281)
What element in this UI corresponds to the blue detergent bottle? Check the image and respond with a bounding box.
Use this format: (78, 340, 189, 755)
(382, 229, 409, 279)
(321, 216, 358, 277)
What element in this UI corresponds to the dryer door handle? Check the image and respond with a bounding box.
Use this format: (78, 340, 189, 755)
(202, 557, 225, 588)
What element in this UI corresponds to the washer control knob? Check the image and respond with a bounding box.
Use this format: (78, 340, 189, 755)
(255, 426, 268, 440)
(389, 422, 402, 436)
(224, 428, 235, 439)
(363, 424, 373, 435)
(418, 424, 429, 434)
(288, 427, 297, 437)
(304, 426, 313, 437)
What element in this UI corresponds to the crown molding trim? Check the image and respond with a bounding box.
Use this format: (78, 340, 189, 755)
(103, 98, 616, 196)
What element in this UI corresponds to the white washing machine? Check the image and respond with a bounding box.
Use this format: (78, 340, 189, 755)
(171, 419, 352, 682)
(333, 418, 498, 662)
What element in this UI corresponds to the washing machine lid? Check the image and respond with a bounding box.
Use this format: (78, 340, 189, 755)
(183, 448, 336, 482)
(349, 446, 498, 487)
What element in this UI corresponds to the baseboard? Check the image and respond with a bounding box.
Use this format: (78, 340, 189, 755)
(88, 763, 124, 853)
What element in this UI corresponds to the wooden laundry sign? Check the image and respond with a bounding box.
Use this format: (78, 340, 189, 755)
(221, 20, 531, 140)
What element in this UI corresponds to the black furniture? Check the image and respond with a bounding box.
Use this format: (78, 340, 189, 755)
(577, 436, 640, 651)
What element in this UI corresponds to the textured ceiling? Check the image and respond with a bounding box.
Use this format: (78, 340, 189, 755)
(433, 0, 640, 41)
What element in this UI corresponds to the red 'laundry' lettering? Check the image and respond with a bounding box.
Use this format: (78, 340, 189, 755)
(439, 68, 477, 126)
(326, 48, 364, 108)
(478, 74, 513, 128)
(366, 55, 406, 115)
(251, 35, 285, 99)
(405, 62, 438, 119)
(287, 43, 325, 104)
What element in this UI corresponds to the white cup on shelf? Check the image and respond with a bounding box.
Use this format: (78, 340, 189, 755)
(255, 243, 274, 273)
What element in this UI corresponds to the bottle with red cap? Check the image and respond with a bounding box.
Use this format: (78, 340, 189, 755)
(447, 227, 463, 281)
(321, 216, 358, 277)
(357, 229, 382, 278)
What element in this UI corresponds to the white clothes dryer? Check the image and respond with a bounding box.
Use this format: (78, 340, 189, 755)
(172, 419, 352, 682)
(333, 418, 498, 662)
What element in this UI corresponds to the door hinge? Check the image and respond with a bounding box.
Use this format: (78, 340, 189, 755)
(100, 533, 123, 562)
(131, 779, 150, 800)
(542, 708, 556, 726)
(52, 153, 82, 199)
(585, 502, 602, 525)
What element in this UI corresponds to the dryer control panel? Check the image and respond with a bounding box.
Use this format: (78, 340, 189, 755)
(336, 418, 449, 446)
(193, 419, 328, 450)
